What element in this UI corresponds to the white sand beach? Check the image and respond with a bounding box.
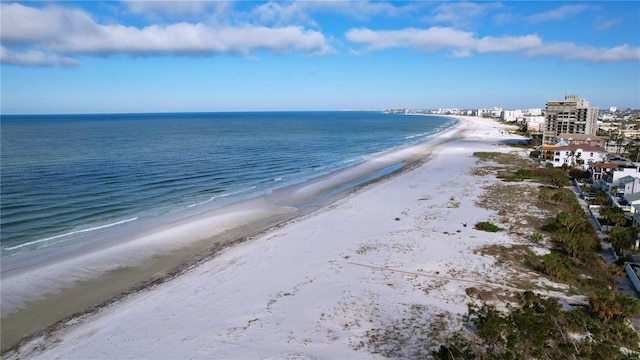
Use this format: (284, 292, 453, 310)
(7, 116, 533, 359)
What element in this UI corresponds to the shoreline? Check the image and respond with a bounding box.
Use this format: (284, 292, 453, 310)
(5, 116, 516, 358)
(1, 115, 462, 353)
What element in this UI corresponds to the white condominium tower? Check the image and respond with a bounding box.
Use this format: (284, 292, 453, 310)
(543, 94, 598, 144)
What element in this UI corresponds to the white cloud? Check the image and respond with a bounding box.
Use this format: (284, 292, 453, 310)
(525, 43, 640, 63)
(0, 46, 79, 67)
(305, 0, 414, 20)
(121, 0, 234, 25)
(345, 27, 540, 54)
(596, 17, 623, 31)
(252, 1, 417, 27)
(0, 2, 332, 66)
(345, 26, 640, 63)
(45, 22, 331, 56)
(475, 34, 542, 53)
(122, 0, 221, 18)
(253, 1, 316, 27)
(0, 3, 98, 46)
(429, 2, 503, 28)
(345, 27, 472, 52)
(526, 4, 590, 23)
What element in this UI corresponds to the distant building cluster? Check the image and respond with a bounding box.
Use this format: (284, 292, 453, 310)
(518, 95, 640, 231)
(384, 94, 639, 175)
(385, 95, 637, 148)
(538, 94, 639, 169)
(386, 96, 640, 254)
(385, 107, 543, 119)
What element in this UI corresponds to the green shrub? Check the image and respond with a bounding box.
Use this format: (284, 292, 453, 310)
(541, 251, 574, 281)
(433, 291, 640, 359)
(589, 290, 640, 322)
(531, 232, 544, 243)
(569, 168, 588, 179)
(475, 221, 502, 232)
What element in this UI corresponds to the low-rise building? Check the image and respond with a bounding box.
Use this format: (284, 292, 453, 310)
(591, 157, 640, 191)
(526, 108, 543, 116)
(615, 175, 640, 196)
(524, 116, 545, 132)
(556, 133, 608, 148)
(606, 140, 627, 155)
(500, 109, 523, 122)
(623, 193, 640, 214)
(477, 107, 503, 118)
(541, 143, 607, 168)
(590, 162, 620, 182)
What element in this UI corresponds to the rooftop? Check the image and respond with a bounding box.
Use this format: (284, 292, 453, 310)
(556, 133, 606, 141)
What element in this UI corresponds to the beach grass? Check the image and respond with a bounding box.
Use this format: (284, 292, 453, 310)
(429, 146, 639, 357)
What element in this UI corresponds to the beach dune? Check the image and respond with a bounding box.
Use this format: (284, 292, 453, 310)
(5, 116, 524, 359)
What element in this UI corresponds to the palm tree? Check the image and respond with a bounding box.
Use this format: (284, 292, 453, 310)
(556, 211, 584, 235)
(538, 187, 552, 204)
(599, 205, 625, 227)
(609, 227, 632, 255)
(589, 290, 639, 322)
(557, 230, 581, 258)
(595, 190, 609, 206)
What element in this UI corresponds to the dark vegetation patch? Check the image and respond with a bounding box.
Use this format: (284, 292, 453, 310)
(476, 244, 537, 269)
(473, 151, 531, 167)
(497, 167, 570, 187)
(352, 306, 453, 358)
(474, 221, 502, 232)
(433, 291, 639, 359)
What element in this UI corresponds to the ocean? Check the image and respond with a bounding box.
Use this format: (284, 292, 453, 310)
(1, 111, 456, 257)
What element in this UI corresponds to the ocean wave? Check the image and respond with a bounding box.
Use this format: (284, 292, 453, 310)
(177, 185, 258, 211)
(2, 217, 139, 252)
(1, 112, 455, 253)
(404, 132, 430, 139)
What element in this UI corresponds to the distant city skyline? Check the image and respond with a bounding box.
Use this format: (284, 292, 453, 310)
(1, 1, 639, 114)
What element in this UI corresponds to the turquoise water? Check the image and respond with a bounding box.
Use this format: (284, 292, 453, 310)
(1, 112, 455, 256)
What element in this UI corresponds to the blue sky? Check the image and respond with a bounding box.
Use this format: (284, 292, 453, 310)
(1, 1, 639, 114)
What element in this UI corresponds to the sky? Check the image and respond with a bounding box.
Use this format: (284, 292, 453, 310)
(1, 1, 639, 114)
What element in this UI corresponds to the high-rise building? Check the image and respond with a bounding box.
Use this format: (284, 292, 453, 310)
(543, 95, 598, 144)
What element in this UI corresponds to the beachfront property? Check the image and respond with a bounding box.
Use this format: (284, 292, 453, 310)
(591, 157, 640, 184)
(557, 133, 608, 147)
(543, 94, 599, 145)
(540, 143, 608, 168)
(590, 156, 640, 212)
